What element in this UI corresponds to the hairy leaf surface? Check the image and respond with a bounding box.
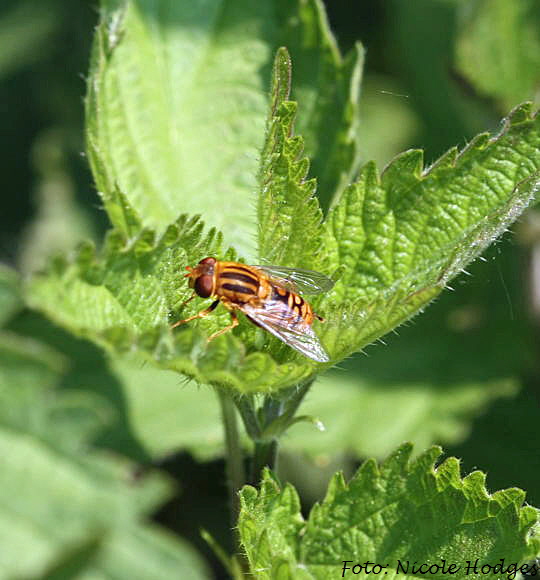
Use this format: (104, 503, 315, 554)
(31, 45, 540, 391)
(257, 48, 326, 270)
(86, 0, 361, 256)
(239, 446, 540, 579)
(318, 103, 540, 360)
(26, 210, 317, 393)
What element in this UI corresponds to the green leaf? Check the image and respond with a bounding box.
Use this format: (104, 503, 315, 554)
(85, 0, 362, 257)
(25, 213, 317, 393)
(86, 0, 263, 253)
(21, 236, 530, 465)
(455, 0, 540, 110)
(31, 39, 540, 394)
(0, 331, 209, 579)
(8, 310, 223, 461)
(109, 356, 224, 460)
(276, 0, 364, 210)
(41, 525, 210, 580)
(257, 47, 325, 270)
(99, 348, 519, 465)
(283, 372, 518, 462)
(239, 446, 540, 579)
(282, 235, 536, 464)
(319, 103, 540, 361)
(0, 331, 67, 410)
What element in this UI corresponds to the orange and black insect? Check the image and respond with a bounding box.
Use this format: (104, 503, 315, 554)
(171, 257, 334, 362)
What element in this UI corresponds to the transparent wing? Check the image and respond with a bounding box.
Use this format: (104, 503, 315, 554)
(241, 300, 330, 363)
(252, 265, 334, 295)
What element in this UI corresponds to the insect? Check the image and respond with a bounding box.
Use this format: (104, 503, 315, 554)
(171, 257, 334, 362)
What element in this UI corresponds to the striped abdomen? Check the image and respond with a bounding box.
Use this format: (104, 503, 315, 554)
(216, 262, 262, 303)
(270, 285, 314, 325)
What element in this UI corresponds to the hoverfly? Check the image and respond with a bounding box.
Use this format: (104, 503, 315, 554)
(171, 257, 334, 362)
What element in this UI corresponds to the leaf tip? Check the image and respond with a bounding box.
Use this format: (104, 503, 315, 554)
(271, 47, 292, 109)
(504, 101, 536, 126)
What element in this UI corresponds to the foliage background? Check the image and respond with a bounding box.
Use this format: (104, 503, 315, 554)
(0, 0, 539, 578)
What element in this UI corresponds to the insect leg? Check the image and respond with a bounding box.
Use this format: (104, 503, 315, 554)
(314, 312, 325, 322)
(170, 299, 219, 329)
(207, 310, 239, 342)
(180, 292, 197, 307)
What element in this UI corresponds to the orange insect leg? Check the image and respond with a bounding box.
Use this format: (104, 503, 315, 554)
(207, 310, 239, 342)
(170, 299, 219, 329)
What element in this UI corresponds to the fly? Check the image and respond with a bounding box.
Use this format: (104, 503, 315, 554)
(171, 257, 334, 362)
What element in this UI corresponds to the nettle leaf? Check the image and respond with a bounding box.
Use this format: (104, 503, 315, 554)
(25, 211, 317, 393)
(0, 334, 209, 579)
(239, 445, 540, 579)
(29, 36, 540, 395)
(455, 0, 540, 110)
(318, 103, 540, 361)
(27, 45, 354, 394)
(276, 1, 364, 210)
(86, 0, 361, 257)
(86, 0, 265, 254)
(257, 49, 540, 367)
(258, 48, 325, 270)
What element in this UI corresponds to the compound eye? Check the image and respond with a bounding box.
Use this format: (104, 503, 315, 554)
(194, 274, 213, 298)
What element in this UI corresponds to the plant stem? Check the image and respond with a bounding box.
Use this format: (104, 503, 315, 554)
(279, 378, 315, 424)
(251, 438, 278, 485)
(216, 388, 244, 521)
(246, 378, 315, 485)
(219, 379, 316, 575)
(217, 390, 253, 578)
(235, 395, 261, 440)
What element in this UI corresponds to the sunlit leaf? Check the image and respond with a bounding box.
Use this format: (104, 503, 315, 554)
(239, 446, 540, 578)
(30, 35, 540, 394)
(86, 0, 361, 256)
(319, 103, 540, 360)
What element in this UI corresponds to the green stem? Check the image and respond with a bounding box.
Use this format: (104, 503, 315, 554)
(222, 379, 316, 574)
(262, 396, 283, 424)
(246, 379, 315, 484)
(235, 395, 261, 440)
(216, 388, 245, 521)
(279, 378, 315, 424)
(251, 438, 278, 485)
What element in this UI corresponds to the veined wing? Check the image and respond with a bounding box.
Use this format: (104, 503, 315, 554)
(241, 300, 330, 363)
(252, 265, 334, 295)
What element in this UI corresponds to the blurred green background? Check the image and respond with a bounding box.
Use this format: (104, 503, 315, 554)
(1, 0, 539, 578)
